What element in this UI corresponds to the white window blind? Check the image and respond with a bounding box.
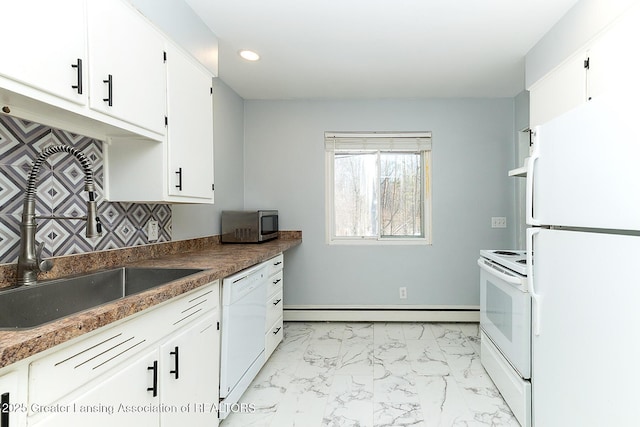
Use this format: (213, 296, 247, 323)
(324, 132, 432, 152)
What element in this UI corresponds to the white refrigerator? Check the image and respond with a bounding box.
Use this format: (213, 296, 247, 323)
(526, 91, 640, 426)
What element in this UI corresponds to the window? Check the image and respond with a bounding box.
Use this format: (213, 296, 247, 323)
(325, 132, 432, 244)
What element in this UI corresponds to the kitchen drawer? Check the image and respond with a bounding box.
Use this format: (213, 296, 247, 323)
(266, 289, 283, 332)
(267, 270, 283, 297)
(28, 281, 219, 409)
(266, 253, 284, 277)
(265, 317, 283, 359)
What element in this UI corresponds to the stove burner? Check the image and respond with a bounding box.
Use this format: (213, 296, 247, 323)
(493, 251, 520, 256)
(517, 259, 527, 264)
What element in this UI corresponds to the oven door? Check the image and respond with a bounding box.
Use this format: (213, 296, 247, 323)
(478, 258, 531, 379)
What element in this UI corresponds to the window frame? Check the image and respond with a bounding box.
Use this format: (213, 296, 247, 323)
(325, 132, 432, 245)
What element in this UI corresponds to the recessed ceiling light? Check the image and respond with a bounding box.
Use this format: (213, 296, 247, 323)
(239, 50, 260, 61)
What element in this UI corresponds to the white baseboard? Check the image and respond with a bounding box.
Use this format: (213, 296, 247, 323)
(283, 305, 479, 322)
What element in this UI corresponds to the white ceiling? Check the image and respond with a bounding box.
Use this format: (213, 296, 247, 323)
(184, 0, 579, 100)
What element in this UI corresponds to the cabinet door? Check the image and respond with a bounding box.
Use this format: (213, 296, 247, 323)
(0, 370, 27, 427)
(33, 348, 159, 427)
(86, 0, 166, 135)
(0, 0, 87, 105)
(166, 44, 214, 200)
(587, 3, 640, 101)
(529, 52, 587, 127)
(160, 313, 219, 426)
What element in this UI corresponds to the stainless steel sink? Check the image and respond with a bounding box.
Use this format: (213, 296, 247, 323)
(0, 267, 204, 330)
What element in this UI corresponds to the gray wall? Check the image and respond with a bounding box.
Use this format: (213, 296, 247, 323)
(244, 99, 515, 307)
(525, 0, 637, 88)
(172, 79, 245, 240)
(127, 0, 519, 308)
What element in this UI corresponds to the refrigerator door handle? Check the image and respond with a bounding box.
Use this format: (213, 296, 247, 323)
(526, 128, 541, 226)
(527, 228, 542, 336)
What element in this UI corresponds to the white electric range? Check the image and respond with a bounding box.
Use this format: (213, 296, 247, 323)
(478, 249, 531, 427)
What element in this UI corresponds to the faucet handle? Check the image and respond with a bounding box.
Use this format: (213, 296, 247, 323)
(36, 242, 54, 273)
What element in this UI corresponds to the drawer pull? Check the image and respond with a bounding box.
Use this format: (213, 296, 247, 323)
(273, 298, 282, 306)
(175, 167, 183, 191)
(273, 261, 282, 266)
(272, 278, 281, 285)
(147, 361, 158, 397)
(71, 58, 83, 94)
(273, 327, 281, 335)
(103, 74, 113, 106)
(170, 346, 180, 379)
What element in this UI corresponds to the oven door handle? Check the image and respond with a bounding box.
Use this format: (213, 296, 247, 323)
(477, 259, 522, 285)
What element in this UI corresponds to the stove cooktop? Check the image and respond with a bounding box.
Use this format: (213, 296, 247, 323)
(479, 249, 527, 276)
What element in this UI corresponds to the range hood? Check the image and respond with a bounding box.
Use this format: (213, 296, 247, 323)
(509, 129, 533, 178)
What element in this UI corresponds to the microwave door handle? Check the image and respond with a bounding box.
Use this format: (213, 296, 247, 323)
(477, 259, 522, 285)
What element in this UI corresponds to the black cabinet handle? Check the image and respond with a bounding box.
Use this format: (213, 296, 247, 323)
(273, 298, 282, 306)
(1, 392, 9, 427)
(273, 327, 282, 335)
(147, 361, 158, 397)
(175, 167, 183, 191)
(274, 261, 283, 266)
(103, 74, 113, 106)
(273, 278, 282, 285)
(71, 58, 83, 94)
(170, 346, 179, 379)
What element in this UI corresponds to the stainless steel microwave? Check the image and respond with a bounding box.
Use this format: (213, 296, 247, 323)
(221, 210, 278, 243)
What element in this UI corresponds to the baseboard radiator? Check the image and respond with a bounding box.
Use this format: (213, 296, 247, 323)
(283, 305, 479, 322)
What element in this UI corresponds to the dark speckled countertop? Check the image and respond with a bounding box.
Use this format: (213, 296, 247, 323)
(0, 232, 301, 369)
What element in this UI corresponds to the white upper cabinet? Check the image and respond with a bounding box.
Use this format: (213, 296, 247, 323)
(166, 43, 214, 201)
(587, 3, 640, 101)
(529, 53, 587, 128)
(529, 3, 640, 127)
(86, 0, 167, 135)
(0, 0, 167, 140)
(105, 43, 215, 203)
(0, 0, 87, 105)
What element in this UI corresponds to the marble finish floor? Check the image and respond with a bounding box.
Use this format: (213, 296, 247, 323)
(221, 322, 520, 427)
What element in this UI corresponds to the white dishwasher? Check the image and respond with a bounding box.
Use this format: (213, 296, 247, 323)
(219, 262, 267, 418)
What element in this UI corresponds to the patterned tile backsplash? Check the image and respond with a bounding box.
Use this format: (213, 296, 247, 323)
(0, 115, 171, 264)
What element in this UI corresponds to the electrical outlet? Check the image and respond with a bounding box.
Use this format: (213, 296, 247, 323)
(146, 220, 159, 241)
(399, 287, 407, 299)
(491, 217, 507, 228)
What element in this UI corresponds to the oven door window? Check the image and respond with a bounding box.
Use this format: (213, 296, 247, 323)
(479, 265, 531, 379)
(486, 280, 513, 341)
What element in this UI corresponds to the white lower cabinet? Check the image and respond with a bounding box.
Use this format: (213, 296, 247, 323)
(33, 348, 159, 427)
(264, 254, 284, 359)
(0, 368, 28, 427)
(160, 314, 219, 426)
(23, 281, 220, 427)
